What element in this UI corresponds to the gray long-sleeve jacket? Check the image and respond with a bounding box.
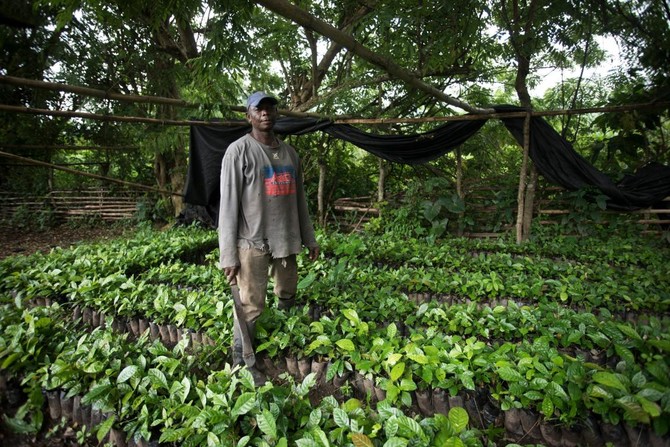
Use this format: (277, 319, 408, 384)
(218, 133, 317, 269)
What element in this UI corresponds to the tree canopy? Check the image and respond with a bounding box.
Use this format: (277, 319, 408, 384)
(0, 0, 668, 219)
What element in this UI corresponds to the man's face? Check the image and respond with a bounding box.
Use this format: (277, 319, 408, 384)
(247, 100, 277, 131)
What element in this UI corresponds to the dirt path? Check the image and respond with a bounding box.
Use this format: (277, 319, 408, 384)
(0, 225, 131, 260)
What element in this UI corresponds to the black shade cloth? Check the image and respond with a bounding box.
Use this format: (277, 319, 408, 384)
(495, 105, 670, 210)
(184, 105, 670, 221)
(322, 119, 486, 165)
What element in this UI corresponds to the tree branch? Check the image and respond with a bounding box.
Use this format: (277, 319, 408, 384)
(254, 0, 493, 114)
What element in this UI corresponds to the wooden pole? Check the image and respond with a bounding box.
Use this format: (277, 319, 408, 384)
(0, 75, 194, 107)
(0, 151, 182, 196)
(0, 104, 242, 126)
(515, 112, 532, 243)
(378, 158, 387, 202)
(0, 144, 137, 151)
(456, 146, 464, 237)
(1, 101, 667, 126)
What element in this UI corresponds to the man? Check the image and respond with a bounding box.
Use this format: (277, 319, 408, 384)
(218, 91, 320, 383)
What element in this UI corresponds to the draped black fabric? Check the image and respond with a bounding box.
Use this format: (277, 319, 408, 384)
(495, 105, 670, 210)
(184, 106, 670, 221)
(322, 119, 486, 164)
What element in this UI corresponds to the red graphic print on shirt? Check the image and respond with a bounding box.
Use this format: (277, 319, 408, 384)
(263, 165, 297, 196)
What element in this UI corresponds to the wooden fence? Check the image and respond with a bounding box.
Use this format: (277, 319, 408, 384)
(332, 189, 670, 236)
(0, 189, 143, 223)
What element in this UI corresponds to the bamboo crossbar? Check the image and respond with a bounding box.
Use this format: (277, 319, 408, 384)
(539, 208, 670, 215)
(2, 101, 667, 126)
(333, 205, 380, 214)
(0, 151, 182, 197)
(0, 144, 138, 151)
(0, 75, 193, 108)
(0, 94, 667, 127)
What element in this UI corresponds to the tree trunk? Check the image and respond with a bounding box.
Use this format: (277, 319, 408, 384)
(377, 158, 387, 202)
(522, 163, 538, 238)
(149, 52, 186, 217)
(318, 160, 327, 227)
(170, 134, 187, 216)
(515, 112, 531, 243)
(456, 146, 464, 236)
(499, 0, 540, 243)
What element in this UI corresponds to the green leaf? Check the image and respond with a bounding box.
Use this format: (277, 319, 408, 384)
(399, 378, 416, 391)
(236, 435, 251, 447)
(648, 340, 670, 352)
(207, 431, 220, 447)
(83, 361, 104, 374)
(1, 352, 20, 369)
(498, 366, 524, 382)
(637, 396, 661, 418)
(397, 415, 423, 438)
(311, 427, 329, 447)
(180, 377, 191, 404)
(614, 345, 635, 365)
(405, 353, 428, 365)
(336, 339, 355, 352)
(342, 309, 360, 325)
(82, 383, 112, 406)
(148, 368, 168, 390)
(308, 409, 322, 429)
(231, 392, 256, 418)
(593, 372, 627, 392)
(117, 365, 138, 384)
(448, 407, 469, 433)
(257, 409, 277, 440)
(645, 361, 670, 385)
(160, 427, 191, 443)
(387, 353, 403, 365)
(96, 414, 115, 442)
(383, 437, 409, 447)
(460, 374, 475, 390)
(386, 323, 397, 339)
(631, 371, 646, 388)
(445, 438, 466, 447)
(296, 438, 319, 447)
(541, 395, 554, 417)
(298, 373, 317, 397)
(238, 368, 255, 389)
(342, 398, 361, 413)
(617, 324, 642, 341)
(333, 408, 349, 428)
(523, 390, 543, 401)
(384, 416, 399, 438)
(298, 272, 317, 290)
(390, 363, 405, 382)
(616, 396, 649, 424)
(637, 387, 664, 402)
(306, 336, 332, 354)
(588, 385, 612, 399)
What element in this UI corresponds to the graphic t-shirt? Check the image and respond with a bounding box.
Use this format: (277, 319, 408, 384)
(263, 165, 297, 197)
(218, 134, 317, 268)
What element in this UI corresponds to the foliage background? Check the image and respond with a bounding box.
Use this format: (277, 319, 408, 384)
(0, 0, 668, 228)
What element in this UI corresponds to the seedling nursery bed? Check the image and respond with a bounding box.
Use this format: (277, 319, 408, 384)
(1, 225, 669, 446)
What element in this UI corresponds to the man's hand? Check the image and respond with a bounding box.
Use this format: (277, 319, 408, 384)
(224, 265, 239, 285)
(308, 246, 320, 262)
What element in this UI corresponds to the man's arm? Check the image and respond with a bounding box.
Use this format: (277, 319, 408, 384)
(218, 148, 243, 272)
